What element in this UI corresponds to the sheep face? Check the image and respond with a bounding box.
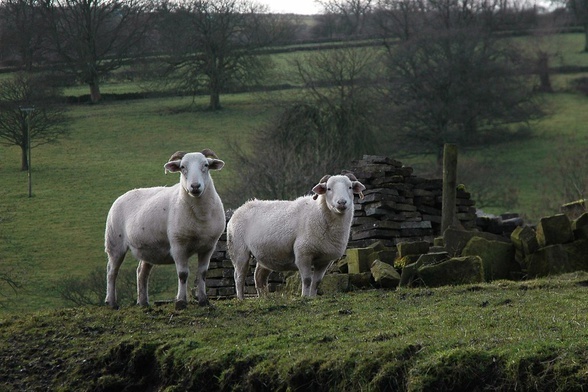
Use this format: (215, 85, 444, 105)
(312, 175, 365, 214)
(164, 152, 225, 197)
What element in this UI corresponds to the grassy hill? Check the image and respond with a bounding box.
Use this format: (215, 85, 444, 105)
(1, 33, 588, 315)
(2, 273, 588, 391)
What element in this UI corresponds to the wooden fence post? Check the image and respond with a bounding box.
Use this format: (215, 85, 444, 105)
(441, 143, 458, 234)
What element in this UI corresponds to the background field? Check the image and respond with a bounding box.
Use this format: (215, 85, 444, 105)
(1, 33, 588, 314)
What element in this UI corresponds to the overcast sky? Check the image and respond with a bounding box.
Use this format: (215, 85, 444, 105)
(262, 0, 322, 14)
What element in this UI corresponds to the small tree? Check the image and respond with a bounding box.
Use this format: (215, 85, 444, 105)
(227, 46, 380, 205)
(42, 0, 155, 103)
(154, 0, 294, 110)
(383, 27, 543, 170)
(0, 73, 69, 171)
(0, 0, 46, 71)
(567, 0, 588, 51)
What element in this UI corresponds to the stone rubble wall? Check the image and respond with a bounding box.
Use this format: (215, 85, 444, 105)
(200, 155, 477, 299)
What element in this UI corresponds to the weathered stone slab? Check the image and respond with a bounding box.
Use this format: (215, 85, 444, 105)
(349, 272, 373, 288)
(346, 247, 378, 274)
(397, 240, 430, 257)
(461, 237, 518, 281)
(563, 240, 588, 272)
(417, 256, 484, 287)
(510, 225, 539, 265)
(370, 259, 401, 289)
(525, 244, 572, 278)
(319, 274, 350, 294)
(443, 227, 510, 257)
(417, 251, 449, 265)
(536, 214, 574, 247)
(351, 229, 401, 241)
(572, 212, 588, 240)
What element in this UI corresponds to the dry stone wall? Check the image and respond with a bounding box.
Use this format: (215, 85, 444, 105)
(199, 155, 477, 299)
(348, 155, 476, 248)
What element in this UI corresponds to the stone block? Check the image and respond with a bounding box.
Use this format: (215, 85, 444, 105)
(370, 259, 401, 289)
(572, 212, 588, 240)
(417, 256, 484, 287)
(525, 244, 571, 278)
(319, 274, 350, 294)
(346, 247, 378, 274)
(510, 226, 539, 264)
(397, 240, 430, 257)
(443, 227, 510, 257)
(349, 272, 373, 289)
(536, 214, 574, 247)
(417, 252, 449, 266)
(461, 237, 518, 281)
(563, 240, 588, 272)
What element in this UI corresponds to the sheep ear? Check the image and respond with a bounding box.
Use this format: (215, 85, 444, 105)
(312, 183, 327, 196)
(164, 160, 182, 174)
(208, 158, 225, 171)
(352, 181, 366, 199)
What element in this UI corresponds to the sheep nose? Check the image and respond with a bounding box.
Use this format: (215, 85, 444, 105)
(336, 199, 348, 210)
(191, 183, 202, 192)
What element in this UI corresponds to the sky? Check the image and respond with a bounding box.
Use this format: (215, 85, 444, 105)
(262, 0, 322, 14)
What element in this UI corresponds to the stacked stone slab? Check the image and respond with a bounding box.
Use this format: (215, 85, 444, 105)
(513, 213, 588, 277)
(348, 155, 476, 248)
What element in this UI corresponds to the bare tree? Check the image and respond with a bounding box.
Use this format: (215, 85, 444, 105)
(0, 73, 69, 171)
(316, 0, 375, 36)
(154, 0, 294, 111)
(0, 0, 46, 71)
(380, 0, 544, 170)
(227, 46, 381, 205)
(291, 46, 381, 159)
(41, 0, 155, 103)
(567, 0, 588, 51)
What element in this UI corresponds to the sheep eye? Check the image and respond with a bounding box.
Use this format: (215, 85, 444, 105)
(327, 188, 331, 191)
(180, 165, 185, 170)
(204, 163, 209, 168)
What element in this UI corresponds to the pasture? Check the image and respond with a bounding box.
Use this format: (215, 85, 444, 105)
(0, 33, 588, 315)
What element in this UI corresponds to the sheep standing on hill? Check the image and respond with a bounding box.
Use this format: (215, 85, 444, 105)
(227, 173, 365, 299)
(105, 149, 225, 310)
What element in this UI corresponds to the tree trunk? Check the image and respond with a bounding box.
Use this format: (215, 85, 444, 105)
(536, 51, 553, 93)
(208, 89, 222, 111)
(89, 79, 102, 103)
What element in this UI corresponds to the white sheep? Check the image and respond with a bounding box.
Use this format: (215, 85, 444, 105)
(104, 149, 225, 310)
(227, 173, 365, 299)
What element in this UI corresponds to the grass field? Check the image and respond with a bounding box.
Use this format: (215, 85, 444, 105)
(1, 34, 588, 315)
(2, 273, 588, 390)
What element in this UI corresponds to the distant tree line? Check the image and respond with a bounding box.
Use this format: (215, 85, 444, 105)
(0, 0, 583, 213)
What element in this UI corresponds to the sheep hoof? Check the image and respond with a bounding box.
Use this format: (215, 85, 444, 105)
(198, 298, 211, 307)
(175, 300, 188, 310)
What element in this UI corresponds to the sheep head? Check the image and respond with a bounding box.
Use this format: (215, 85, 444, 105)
(312, 172, 365, 201)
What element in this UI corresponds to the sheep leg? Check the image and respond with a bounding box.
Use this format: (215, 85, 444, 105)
(195, 249, 214, 307)
(105, 251, 125, 309)
(170, 246, 191, 310)
(233, 254, 250, 300)
(136, 261, 154, 306)
(254, 264, 272, 297)
(296, 259, 314, 297)
(309, 265, 329, 297)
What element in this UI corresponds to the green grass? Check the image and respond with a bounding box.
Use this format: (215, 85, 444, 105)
(2, 33, 588, 315)
(2, 273, 588, 391)
(0, 94, 274, 312)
